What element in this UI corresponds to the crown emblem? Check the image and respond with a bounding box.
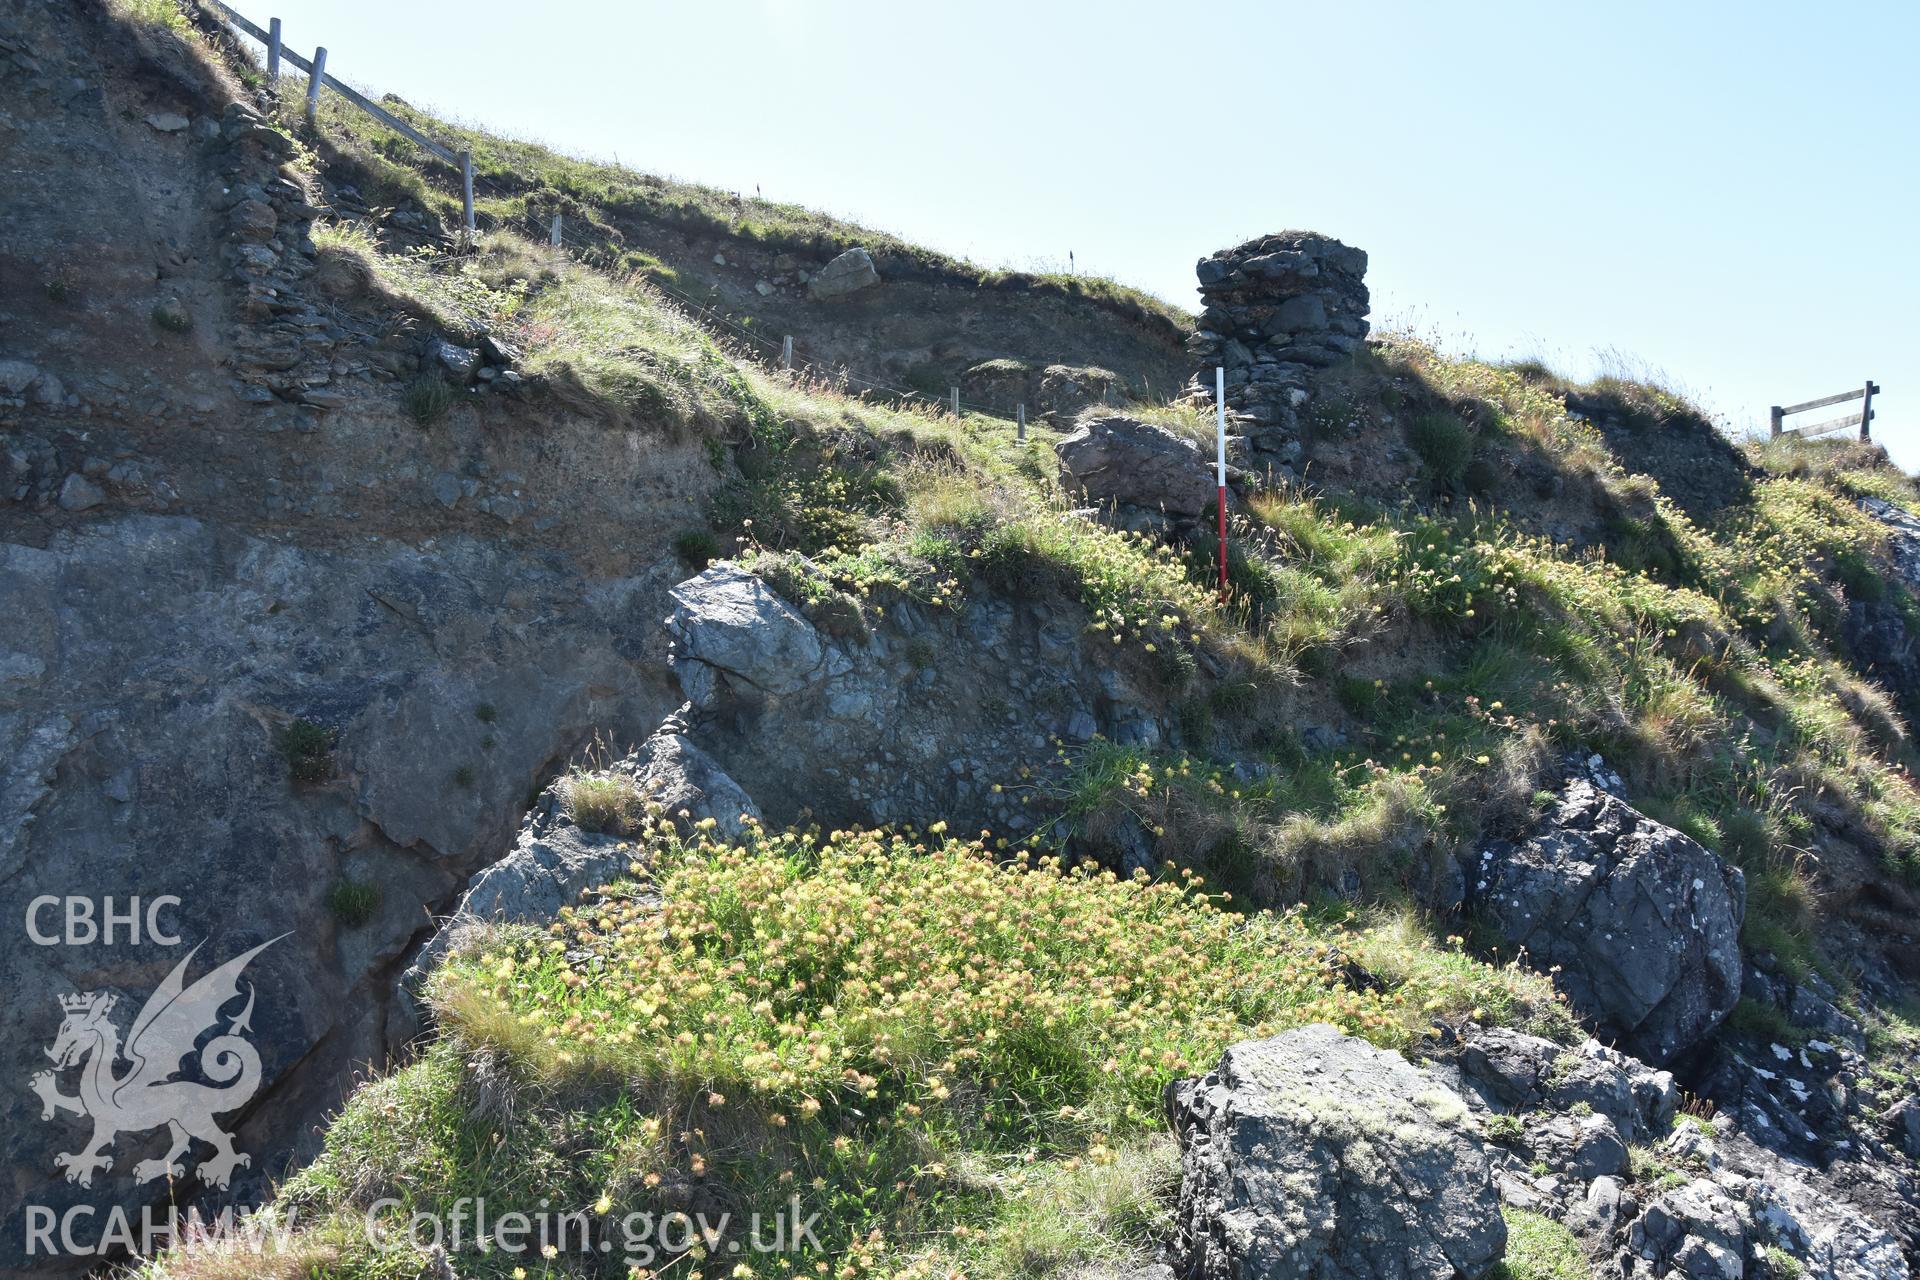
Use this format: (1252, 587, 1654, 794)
(59, 991, 115, 1016)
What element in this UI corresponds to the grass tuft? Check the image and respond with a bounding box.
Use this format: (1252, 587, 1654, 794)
(401, 375, 457, 426)
(279, 718, 337, 785)
(672, 528, 722, 569)
(325, 877, 381, 928)
(556, 768, 644, 835)
(1492, 1208, 1587, 1280)
(1408, 411, 1474, 489)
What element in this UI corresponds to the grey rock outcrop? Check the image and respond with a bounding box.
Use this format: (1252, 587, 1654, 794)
(450, 729, 754, 931)
(1571, 1174, 1634, 1241)
(1889, 1096, 1920, 1159)
(1697, 962, 1886, 1171)
(0, 358, 43, 395)
(1847, 497, 1920, 720)
(1741, 1161, 1911, 1280)
(1625, 1178, 1749, 1280)
(1473, 779, 1746, 1064)
(1696, 1034, 1859, 1160)
(1516, 1110, 1630, 1181)
(808, 246, 880, 299)
(630, 725, 762, 840)
(1458, 1017, 1918, 1280)
(652, 563, 1170, 838)
(439, 823, 633, 938)
(1056, 413, 1228, 522)
(1453, 1025, 1677, 1142)
(668, 564, 828, 706)
(1861, 497, 1920, 581)
(1583, 1121, 1917, 1280)
(401, 723, 757, 998)
(1165, 1023, 1506, 1280)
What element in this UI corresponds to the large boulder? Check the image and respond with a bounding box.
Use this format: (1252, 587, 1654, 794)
(1056, 413, 1225, 521)
(0, 357, 42, 395)
(1513, 1110, 1629, 1181)
(808, 246, 880, 299)
(1474, 779, 1745, 1065)
(667, 564, 827, 707)
(1165, 1023, 1506, 1280)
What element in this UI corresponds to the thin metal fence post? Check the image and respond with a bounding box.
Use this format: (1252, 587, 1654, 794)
(1215, 367, 1229, 600)
(267, 17, 281, 83)
(461, 150, 476, 236)
(305, 46, 326, 123)
(549, 213, 562, 247)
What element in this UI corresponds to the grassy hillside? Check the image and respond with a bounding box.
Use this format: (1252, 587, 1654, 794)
(208, 31, 1189, 341)
(144, 210, 1920, 1280)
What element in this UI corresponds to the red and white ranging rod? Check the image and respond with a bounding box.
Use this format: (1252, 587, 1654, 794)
(1215, 366, 1229, 600)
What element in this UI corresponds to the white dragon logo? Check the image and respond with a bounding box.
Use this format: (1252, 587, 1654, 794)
(30, 936, 284, 1190)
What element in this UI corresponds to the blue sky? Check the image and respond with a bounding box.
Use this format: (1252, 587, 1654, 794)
(241, 0, 1916, 469)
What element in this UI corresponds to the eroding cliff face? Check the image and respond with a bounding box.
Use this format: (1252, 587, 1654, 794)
(0, 3, 725, 1262)
(0, 511, 694, 1258)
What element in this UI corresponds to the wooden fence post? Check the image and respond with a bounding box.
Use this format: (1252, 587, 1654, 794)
(951, 386, 960, 417)
(782, 335, 793, 371)
(266, 16, 281, 83)
(549, 213, 562, 247)
(1017, 402, 1026, 443)
(460, 150, 476, 236)
(305, 46, 326, 123)
(1769, 406, 1783, 438)
(1860, 381, 1876, 440)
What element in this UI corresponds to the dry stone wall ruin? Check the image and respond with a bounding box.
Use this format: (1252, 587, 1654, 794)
(1186, 231, 1370, 477)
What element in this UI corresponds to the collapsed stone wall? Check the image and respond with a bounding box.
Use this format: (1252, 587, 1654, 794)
(1186, 231, 1370, 476)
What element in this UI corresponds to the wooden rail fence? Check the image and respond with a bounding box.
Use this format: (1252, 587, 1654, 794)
(1770, 381, 1879, 441)
(193, 0, 476, 234)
